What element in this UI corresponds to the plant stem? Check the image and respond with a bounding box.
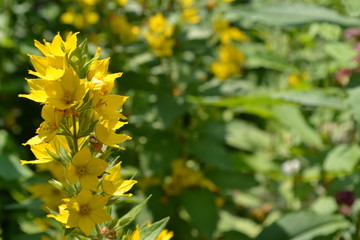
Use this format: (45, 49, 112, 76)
(72, 114, 79, 153)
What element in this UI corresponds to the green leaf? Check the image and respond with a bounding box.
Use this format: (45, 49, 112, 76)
(245, 50, 296, 71)
(323, 144, 360, 173)
(225, 120, 271, 152)
(324, 42, 358, 68)
(181, 188, 219, 237)
(342, 0, 360, 17)
(0, 154, 32, 180)
(68, 38, 88, 78)
(188, 94, 286, 108)
(272, 105, 323, 148)
(206, 168, 259, 190)
(64, 227, 76, 236)
(311, 197, 338, 215)
(348, 86, 360, 124)
(140, 217, 170, 240)
(157, 92, 188, 127)
(219, 211, 261, 238)
(190, 90, 345, 110)
(188, 138, 232, 170)
(256, 211, 350, 240)
(226, 3, 360, 27)
(112, 196, 151, 231)
(270, 90, 345, 110)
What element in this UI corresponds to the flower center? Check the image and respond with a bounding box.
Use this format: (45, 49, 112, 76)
(78, 167, 86, 175)
(64, 91, 73, 104)
(80, 205, 90, 215)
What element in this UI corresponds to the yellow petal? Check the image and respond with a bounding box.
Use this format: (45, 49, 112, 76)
(26, 78, 45, 90)
(50, 33, 65, 56)
(64, 32, 79, 53)
(18, 90, 47, 103)
(113, 180, 137, 196)
(89, 195, 109, 210)
(34, 40, 49, 55)
(66, 209, 81, 228)
(28, 55, 47, 76)
(23, 135, 43, 145)
(102, 180, 116, 195)
(79, 215, 95, 236)
(20, 159, 53, 165)
(72, 146, 92, 167)
(65, 163, 79, 184)
(104, 162, 121, 182)
(88, 208, 112, 224)
(95, 123, 131, 147)
(76, 189, 92, 205)
(86, 157, 108, 175)
(79, 174, 99, 190)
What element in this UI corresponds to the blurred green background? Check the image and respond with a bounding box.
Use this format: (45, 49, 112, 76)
(3, 0, 360, 239)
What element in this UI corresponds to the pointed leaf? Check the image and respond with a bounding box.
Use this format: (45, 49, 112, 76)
(141, 217, 170, 240)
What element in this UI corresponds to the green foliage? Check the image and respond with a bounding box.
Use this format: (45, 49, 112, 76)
(3, 0, 360, 239)
(256, 211, 350, 240)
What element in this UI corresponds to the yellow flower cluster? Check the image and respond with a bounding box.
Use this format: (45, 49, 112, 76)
(163, 159, 217, 196)
(144, 13, 175, 57)
(109, 15, 140, 44)
(179, 0, 201, 24)
(60, 0, 99, 29)
(211, 17, 247, 80)
(20, 32, 137, 237)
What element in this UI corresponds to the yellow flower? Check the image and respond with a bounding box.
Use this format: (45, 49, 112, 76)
(129, 225, 173, 240)
(65, 146, 108, 190)
(156, 229, 174, 240)
(18, 78, 47, 103)
(179, 0, 200, 24)
(211, 61, 240, 80)
(109, 15, 139, 44)
(87, 55, 110, 80)
(102, 162, 137, 196)
(179, 0, 194, 8)
(37, 105, 64, 141)
(219, 44, 244, 63)
(211, 44, 245, 80)
(163, 159, 217, 195)
(213, 18, 247, 44)
(44, 66, 86, 110)
(93, 94, 127, 121)
(149, 13, 168, 33)
(47, 204, 69, 225)
(29, 32, 78, 80)
(66, 189, 112, 236)
(87, 52, 123, 95)
(129, 225, 141, 240)
(21, 135, 69, 165)
(117, 0, 128, 6)
(145, 13, 175, 57)
(182, 8, 201, 24)
(95, 122, 131, 149)
(60, 8, 99, 29)
(288, 74, 300, 87)
(78, 0, 98, 6)
(24, 104, 64, 145)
